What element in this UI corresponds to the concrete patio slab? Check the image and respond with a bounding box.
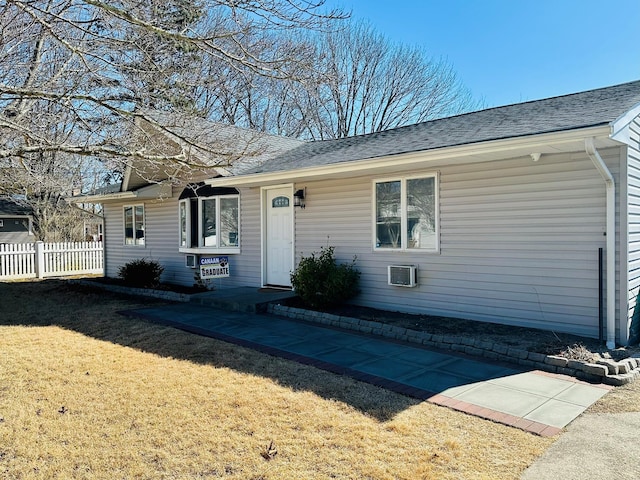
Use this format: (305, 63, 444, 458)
(489, 371, 574, 396)
(313, 348, 376, 367)
(391, 347, 457, 365)
(553, 382, 611, 406)
(451, 382, 549, 417)
(439, 358, 518, 381)
(122, 302, 612, 437)
(523, 398, 590, 428)
(403, 370, 480, 392)
(353, 357, 428, 379)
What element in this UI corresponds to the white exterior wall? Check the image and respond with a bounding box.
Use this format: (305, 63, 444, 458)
(627, 117, 640, 338)
(294, 148, 622, 338)
(103, 186, 261, 289)
(100, 144, 627, 340)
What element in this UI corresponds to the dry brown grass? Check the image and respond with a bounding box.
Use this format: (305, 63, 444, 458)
(587, 378, 640, 414)
(0, 280, 555, 479)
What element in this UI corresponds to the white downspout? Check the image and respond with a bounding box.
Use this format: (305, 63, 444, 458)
(585, 137, 616, 349)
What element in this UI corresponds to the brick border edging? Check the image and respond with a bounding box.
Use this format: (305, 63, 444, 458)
(268, 304, 640, 386)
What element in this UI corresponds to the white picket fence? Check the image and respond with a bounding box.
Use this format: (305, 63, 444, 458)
(0, 241, 103, 280)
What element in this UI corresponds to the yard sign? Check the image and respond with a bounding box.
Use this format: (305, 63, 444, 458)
(200, 256, 230, 279)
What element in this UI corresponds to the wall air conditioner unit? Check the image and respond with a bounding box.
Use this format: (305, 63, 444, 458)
(185, 254, 197, 269)
(388, 265, 418, 287)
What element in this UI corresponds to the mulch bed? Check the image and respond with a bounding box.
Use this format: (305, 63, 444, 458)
(282, 297, 639, 361)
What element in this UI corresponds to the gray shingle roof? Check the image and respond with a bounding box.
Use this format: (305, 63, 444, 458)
(0, 198, 32, 216)
(247, 80, 640, 175)
(141, 110, 304, 176)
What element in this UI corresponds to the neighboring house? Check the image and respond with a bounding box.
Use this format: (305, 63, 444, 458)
(82, 211, 104, 242)
(0, 198, 34, 243)
(77, 81, 640, 347)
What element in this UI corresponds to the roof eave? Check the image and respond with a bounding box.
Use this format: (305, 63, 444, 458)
(206, 125, 614, 188)
(68, 191, 137, 203)
(69, 183, 172, 204)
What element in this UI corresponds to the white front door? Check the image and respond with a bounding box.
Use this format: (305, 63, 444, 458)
(264, 187, 293, 287)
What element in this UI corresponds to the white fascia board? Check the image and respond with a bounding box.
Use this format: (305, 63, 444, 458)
(69, 183, 172, 203)
(121, 164, 133, 191)
(610, 102, 640, 144)
(69, 191, 137, 203)
(206, 126, 612, 188)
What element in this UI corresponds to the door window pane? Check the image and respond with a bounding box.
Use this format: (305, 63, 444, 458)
(272, 196, 289, 208)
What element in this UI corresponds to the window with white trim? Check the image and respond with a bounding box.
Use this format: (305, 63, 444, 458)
(374, 174, 438, 251)
(124, 205, 145, 246)
(179, 184, 240, 252)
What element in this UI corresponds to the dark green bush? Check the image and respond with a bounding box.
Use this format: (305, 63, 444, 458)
(290, 246, 360, 309)
(118, 258, 164, 288)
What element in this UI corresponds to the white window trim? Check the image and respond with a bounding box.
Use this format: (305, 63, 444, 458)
(372, 173, 439, 253)
(123, 204, 145, 247)
(178, 194, 240, 254)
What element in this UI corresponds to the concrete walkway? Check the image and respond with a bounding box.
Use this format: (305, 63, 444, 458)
(123, 303, 611, 437)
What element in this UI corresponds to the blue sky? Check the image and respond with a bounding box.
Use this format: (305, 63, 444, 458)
(325, 0, 640, 108)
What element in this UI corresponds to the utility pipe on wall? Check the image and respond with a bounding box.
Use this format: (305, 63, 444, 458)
(585, 137, 616, 349)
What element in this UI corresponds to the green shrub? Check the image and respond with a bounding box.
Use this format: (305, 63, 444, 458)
(118, 258, 164, 288)
(290, 246, 360, 309)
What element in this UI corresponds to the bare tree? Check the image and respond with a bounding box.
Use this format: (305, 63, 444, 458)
(201, 19, 479, 140)
(0, 0, 345, 240)
(0, 0, 345, 167)
(303, 20, 479, 139)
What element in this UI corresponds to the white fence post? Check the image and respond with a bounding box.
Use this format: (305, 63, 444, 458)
(35, 241, 45, 279)
(0, 241, 103, 280)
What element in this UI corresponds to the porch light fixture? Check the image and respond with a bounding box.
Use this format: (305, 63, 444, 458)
(294, 188, 306, 209)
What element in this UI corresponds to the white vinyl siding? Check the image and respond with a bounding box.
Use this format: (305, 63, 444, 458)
(104, 187, 260, 288)
(294, 149, 622, 338)
(627, 116, 640, 340)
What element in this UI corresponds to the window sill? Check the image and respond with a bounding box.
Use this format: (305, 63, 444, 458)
(179, 247, 240, 255)
(373, 247, 440, 254)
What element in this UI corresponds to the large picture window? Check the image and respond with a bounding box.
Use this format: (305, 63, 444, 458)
(374, 175, 437, 251)
(179, 183, 240, 252)
(124, 205, 145, 246)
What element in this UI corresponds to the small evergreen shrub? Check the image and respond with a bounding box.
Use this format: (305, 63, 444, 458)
(118, 259, 164, 288)
(290, 246, 360, 309)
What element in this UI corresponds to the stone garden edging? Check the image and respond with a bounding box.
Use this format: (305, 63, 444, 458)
(268, 304, 640, 386)
(72, 279, 192, 303)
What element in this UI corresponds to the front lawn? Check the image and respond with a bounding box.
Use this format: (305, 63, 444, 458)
(1, 280, 554, 479)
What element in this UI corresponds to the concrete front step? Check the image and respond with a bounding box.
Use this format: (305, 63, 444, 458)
(189, 286, 295, 313)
